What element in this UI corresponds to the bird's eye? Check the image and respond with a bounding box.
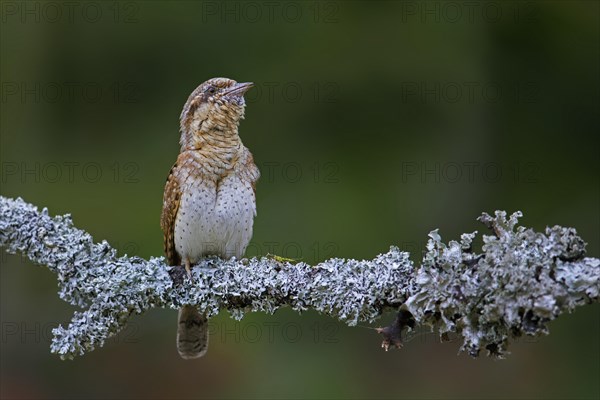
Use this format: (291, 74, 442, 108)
(207, 86, 216, 94)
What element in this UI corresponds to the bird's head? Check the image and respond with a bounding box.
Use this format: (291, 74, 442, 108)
(179, 77, 254, 150)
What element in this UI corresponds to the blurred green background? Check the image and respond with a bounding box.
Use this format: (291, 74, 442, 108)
(1, 1, 598, 399)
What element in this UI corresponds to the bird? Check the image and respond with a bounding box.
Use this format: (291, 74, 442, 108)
(160, 77, 260, 359)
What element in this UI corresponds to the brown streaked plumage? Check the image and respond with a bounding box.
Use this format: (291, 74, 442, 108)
(160, 77, 259, 359)
(161, 163, 181, 267)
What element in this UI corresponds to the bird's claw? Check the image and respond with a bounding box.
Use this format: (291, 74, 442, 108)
(168, 265, 187, 286)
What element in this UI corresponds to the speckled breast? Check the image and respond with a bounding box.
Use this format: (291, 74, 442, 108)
(174, 172, 256, 262)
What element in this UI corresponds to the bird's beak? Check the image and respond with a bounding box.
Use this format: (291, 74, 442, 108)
(223, 82, 254, 97)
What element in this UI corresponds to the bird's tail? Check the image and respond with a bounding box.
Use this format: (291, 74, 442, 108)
(177, 305, 208, 359)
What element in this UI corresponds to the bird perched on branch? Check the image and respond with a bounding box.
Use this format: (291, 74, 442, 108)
(160, 77, 260, 359)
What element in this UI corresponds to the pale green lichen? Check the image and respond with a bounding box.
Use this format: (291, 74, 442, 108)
(405, 211, 599, 357)
(1, 196, 598, 359)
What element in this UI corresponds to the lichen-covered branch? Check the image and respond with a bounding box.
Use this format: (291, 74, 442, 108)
(0, 196, 598, 360)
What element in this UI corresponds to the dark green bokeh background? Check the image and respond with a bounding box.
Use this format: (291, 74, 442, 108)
(1, 1, 599, 399)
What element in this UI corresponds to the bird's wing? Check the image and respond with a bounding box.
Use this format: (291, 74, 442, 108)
(238, 146, 261, 195)
(161, 162, 182, 266)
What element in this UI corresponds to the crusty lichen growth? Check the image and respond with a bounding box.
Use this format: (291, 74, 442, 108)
(405, 211, 599, 357)
(0, 196, 598, 360)
(0, 196, 414, 359)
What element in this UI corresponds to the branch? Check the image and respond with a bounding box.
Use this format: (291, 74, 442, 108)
(0, 196, 598, 360)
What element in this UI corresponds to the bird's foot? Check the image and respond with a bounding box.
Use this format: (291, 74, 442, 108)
(183, 259, 195, 283)
(168, 265, 187, 286)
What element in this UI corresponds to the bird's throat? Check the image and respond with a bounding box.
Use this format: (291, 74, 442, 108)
(182, 120, 240, 149)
